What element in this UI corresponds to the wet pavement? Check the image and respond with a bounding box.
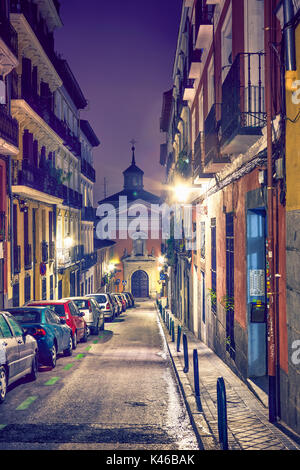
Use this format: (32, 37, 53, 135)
(0, 300, 200, 450)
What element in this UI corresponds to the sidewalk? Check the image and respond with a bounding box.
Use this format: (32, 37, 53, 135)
(156, 303, 300, 451)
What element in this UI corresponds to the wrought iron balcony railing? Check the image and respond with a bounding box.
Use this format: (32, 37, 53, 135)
(13, 160, 64, 199)
(0, 106, 19, 148)
(204, 103, 230, 172)
(220, 52, 266, 154)
(0, 15, 18, 57)
(81, 159, 96, 182)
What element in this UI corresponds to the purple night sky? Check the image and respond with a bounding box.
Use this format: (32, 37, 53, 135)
(54, 0, 183, 204)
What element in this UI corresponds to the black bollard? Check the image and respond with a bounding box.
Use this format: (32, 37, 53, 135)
(177, 325, 182, 352)
(183, 333, 189, 373)
(217, 377, 228, 450)
(193, 349, 202, 412)
(171, 320, 175, 342)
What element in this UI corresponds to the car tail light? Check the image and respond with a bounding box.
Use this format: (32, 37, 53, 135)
(106, 302, 110, 310)
(88, 301, 92, 313)
(32, 328, 46, 337)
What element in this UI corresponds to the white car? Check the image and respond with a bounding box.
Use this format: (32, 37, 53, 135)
(86, 293, 115, 321)
(0, 311, 38, 403)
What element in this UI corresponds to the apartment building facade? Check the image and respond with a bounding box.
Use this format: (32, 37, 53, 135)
(1, 0, 99, 305)
(160, 0, 300, 433)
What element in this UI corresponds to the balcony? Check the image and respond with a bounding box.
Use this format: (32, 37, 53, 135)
(12, 86, 81, 158)
(13, 245, 21, 274)
(57, 244, 84, 270)
(62, 185, 83, 210)
(0, 106, 19, 154)
(24, 243, 32, 270)
(193, 132, 214, 184)
(0, 16, 18, 58)
(194, 0, 215, 50)
(220, 53, 266, 156)
(0, 211, 5, 242)
(182, 74, 195, 102)
(204, 104, 230, 172)
(160, 143, 167, 166)
(10, 0, 62, 91)
(12, 159, 64, 203)
(81, 206, 96, 222)
(81, 159, 96, 183)
(82, 252, 97, 271)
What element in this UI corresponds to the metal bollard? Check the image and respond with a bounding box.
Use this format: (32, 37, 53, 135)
(177, 325, 182, 352)
(193, 349, 202, 411)
(217, 377, 228, 450)
(183, 333, 189, 373)
(171, 320, 175, 342)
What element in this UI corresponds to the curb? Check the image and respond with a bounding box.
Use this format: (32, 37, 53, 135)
(155, 303, 219, 451)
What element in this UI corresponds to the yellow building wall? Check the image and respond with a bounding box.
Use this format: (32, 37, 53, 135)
(286, 25, 300, 212)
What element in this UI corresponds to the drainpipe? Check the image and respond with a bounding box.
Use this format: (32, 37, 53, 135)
(8, 155, 14, 281)
(283, 0, 297, 90)
(265, 0, 277, 424)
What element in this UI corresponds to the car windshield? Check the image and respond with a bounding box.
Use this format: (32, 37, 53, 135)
(92, 295, 106, 303)
(48, 305, 65, 317)
(8, 310, 41, 323)
(72, 299, 89, 309)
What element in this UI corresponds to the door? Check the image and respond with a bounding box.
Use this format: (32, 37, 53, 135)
(247, 208, 267, 377)
(0, 314, 20, 380)
(131, 270, 149, 298)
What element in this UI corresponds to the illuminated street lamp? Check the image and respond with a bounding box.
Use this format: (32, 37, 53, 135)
(65, 235, 73, 249)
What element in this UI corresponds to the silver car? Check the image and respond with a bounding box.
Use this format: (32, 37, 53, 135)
(63, 297, 104, 335)
(86, 293, 115, 321)
(0, 311, 38, 404)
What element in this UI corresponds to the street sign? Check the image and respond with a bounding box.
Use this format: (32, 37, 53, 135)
(122, 280, 127, 285)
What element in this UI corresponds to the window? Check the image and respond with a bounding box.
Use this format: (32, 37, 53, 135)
(221, 8, 232, 83)
(6, 315, 23, 337)
(207, 57, 215, 114)
(0, 315, 13, 338)
(200, 222, 205, 258)
(24, 276, 31, 304)
(211, 218, 217, 314)
(133, 238, 145, 256)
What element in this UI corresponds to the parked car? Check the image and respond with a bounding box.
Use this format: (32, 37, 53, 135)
(125, 292, 135, 307)
(120, 293, 129, 310)
(85, 293, 115, 321)
(5, 307, 73, 369)
(63, 297, 104, 334)
(26, 300, 88, 348)
(110, 294, 121, 317)
(115, 294, 126, 312)
(111, 294, 122, 315)
(123, 292, 133, 308)
(0, 311, 38, 403)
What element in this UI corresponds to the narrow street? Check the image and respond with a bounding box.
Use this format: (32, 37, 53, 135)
(0, 301, 200, 451)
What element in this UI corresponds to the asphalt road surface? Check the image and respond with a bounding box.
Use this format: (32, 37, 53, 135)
(0, 300, 200, 450)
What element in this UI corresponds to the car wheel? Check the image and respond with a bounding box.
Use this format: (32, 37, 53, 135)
(63, 336, 73, 356)
(28, 355, 38, 382)
(81, 326, 88, 343)
(100, 321, 105, 331)
(72, 332, 77, 350)
(0, 366, 7, 404)
(49, 344, 57, 368)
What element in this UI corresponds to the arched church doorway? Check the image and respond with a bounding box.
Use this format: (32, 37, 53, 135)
(131, 270, 149, 298)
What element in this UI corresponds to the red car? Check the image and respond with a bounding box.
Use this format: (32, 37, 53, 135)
(27, 300, 88, 349)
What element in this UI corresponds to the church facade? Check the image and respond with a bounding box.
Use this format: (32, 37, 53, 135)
(97, 145, 164, 298)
